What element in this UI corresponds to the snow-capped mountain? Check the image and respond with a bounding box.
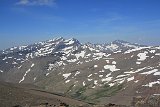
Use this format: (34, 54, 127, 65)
(90, 40, 145, 53)
(0, 37, 80, 73)
(0, 37, 160, 105)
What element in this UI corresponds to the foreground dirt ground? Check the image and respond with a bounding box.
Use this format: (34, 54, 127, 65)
(0, 81, 90, 107)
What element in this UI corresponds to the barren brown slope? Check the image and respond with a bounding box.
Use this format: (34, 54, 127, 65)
(0, 81, 90, 107)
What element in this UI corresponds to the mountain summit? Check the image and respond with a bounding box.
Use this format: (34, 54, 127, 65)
(0, 37, 160, 105)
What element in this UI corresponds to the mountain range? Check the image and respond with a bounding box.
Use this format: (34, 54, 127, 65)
(0, 37, 160, 106)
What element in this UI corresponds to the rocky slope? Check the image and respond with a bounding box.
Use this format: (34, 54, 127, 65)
(0, 37, 160, 105)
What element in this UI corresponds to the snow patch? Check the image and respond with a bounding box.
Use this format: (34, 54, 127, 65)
(142, 81, 160, 87)
(94, 80, 98, 85)
(12, 61, 18, 64)
(19, 69, 31, 83)
(112, 61, 116, 64)
(150, 50, 156, 53)
(155, 53, 160, 56)
(154, 71, 160, 76)
(99, 75, 103, 78)
(108, 83, 115, 87)
(116, 74, 128, 78)
(125, 47, 149, 54)
(137, 52, 148, 61)
(46, 73, 50, 76)
(75, 51, 85, 59)
(141, 69, 158, 75)
(104, 65, 120, 72)
(65, 39, 75, 45)
(94, 65, 98, 68)
(65, 80, 70, 83)
(99, 69, 105, 72)
(19, 46, 27, 50)
(88, 78, 93, 81)
(102, 77, 112, 82)
(74, 71, 80, 76)
(34, 77, 36, 81)
(113, 78, 126, 84)
(106, 43, 119, 50)
(61, 56, 67, 60)
(19, 53, 23, 56)
(136, 62, 141, 64)
(106, 60, 110, 63)
(67, 59, 77, 63)
(63, 73, 71, 79)
(134, 80, 139, 83)
(127, 76, 134, 82)
(92, 86, 96, 88)
(2, 57, 7, 60)
(88, 74, 92, 77)
(31, 63, 35, 68)
(83, 81, 86, 86)
(125, 67, 146, 74)
(10, 47, 17, 50)
(18, 65, 22, 69)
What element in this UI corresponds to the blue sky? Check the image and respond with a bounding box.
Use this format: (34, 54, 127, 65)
(0, 0, 160, 49)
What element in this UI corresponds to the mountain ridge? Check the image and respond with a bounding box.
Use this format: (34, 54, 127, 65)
(0, 37, 160, 106)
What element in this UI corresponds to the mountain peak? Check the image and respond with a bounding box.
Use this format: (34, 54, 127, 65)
(63, 38, 81, 46)
(47, 37, 64, 42)
(112, 40, 129, 44)
(0, 37, 160, 106)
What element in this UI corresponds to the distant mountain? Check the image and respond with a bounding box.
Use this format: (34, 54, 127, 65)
(0, 37, 160, 105)
(92, 40, 146, 53)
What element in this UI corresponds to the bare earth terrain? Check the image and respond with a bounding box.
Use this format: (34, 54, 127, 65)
(0, 81, 90, 107)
